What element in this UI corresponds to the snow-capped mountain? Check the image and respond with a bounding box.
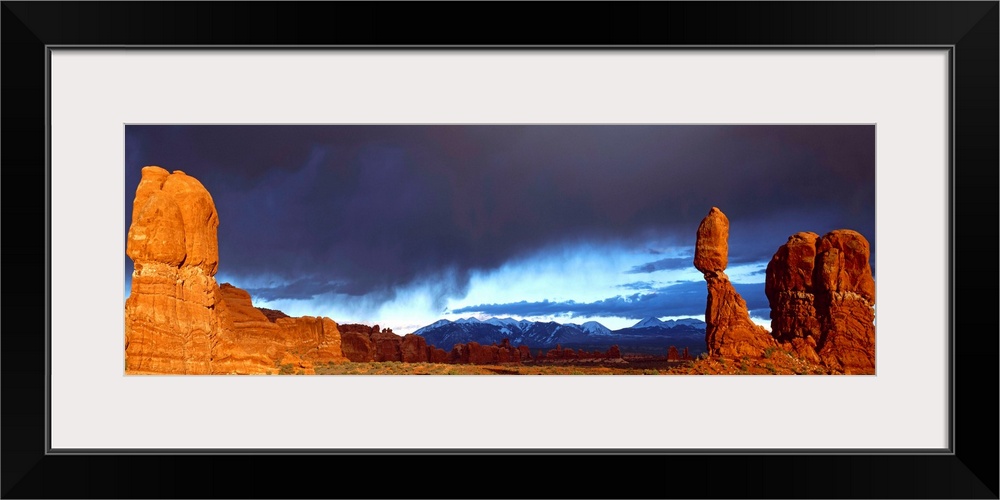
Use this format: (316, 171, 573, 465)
(663, 318, 705, 328)
(578, 321, 613, 336)
(632, 317, 667, 329)
(411, 316, 707, 355)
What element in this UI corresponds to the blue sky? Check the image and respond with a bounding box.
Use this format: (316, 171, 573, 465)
(125, 125, 875, 332)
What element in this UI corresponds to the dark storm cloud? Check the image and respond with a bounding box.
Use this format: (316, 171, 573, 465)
(125, 125, 875, 304)
(625, 257, 692, 274)
(625, 253, 768, 274)
(451, 281, 769, 320)
(242, 276, 350, 301)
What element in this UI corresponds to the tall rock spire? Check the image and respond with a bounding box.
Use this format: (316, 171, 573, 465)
(694, 207, 776, 358)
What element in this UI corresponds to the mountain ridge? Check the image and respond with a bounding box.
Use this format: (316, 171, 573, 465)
(413, 316, 708, 355)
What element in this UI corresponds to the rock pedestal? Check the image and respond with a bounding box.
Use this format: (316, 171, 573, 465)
(694, 207, 776, 358)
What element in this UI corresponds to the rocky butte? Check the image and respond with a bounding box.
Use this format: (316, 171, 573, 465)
(765, 229, 876, 373)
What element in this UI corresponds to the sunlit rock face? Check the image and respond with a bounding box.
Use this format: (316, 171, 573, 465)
(219, 283, 348, 369)
(124, 166, 346, 374)
(125, 167, 228, 374)
(766, 229, 875, 373)
(694, 208, 777, 358)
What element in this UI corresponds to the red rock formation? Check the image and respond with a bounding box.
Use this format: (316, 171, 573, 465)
(448, 343, 470, 364)
(370, 328, 403, 362)
(217, 283, 347, 366)
(766, 229, 875, 373)
(497, 347, 512, 363)
(815, 231, 875, 372)
(681, 347, 691, 360)
(496, 339, 521, 362)
(401, 335, 429, 363)
(466, 342, 500, 364)
(341, 332, 376, 362)
(258, 308, 289, 322)
(607, 345, 622, 359)
(339, 323, 376, 335)
(438, 338, 525, 365)
(274, 316, 346, 363)
(220, 284, 344, 363)
(546, 344, 566, 359)
(694, 207, 729, 273)
(534, 344, 621, 362)
(765, 232, 823, 344)
(518, 345, 533, 361)
(428, 346, 450, 363)
(667, 346, 680, 361)
(695, 207, 776, 358)
(125, 167, 347, 374)
(543, 345, 570, 360)
(124, 167, 270, 374)
(277, 352, 316, 375)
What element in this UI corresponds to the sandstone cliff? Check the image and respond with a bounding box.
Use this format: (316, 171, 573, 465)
(125, 167, 244, 374)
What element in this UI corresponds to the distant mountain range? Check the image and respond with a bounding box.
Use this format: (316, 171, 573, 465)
(413, 317, 708, 356)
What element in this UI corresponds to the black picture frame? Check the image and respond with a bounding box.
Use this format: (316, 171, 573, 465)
(3, 2, 997, 498)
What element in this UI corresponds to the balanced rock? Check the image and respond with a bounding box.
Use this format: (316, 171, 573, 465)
(694, 207, 729, 274)
(695, 207, 776, 358)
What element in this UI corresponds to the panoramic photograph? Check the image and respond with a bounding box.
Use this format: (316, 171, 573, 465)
(124, 125, 876, 375)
